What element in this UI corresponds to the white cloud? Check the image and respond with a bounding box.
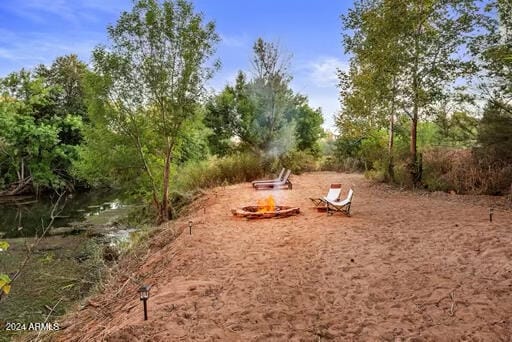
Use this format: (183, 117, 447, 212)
(206, 69, 240, 93)
(0, 30, 100, 76)
(219, 33, 249, 48)
(308, 57, 348, 88)
(0, 0, 128, 24)
(0, 1, 132, 76)
(0, 49, 15, 60)
(307, 92, 340, 131)
(290, 56, 347, 131)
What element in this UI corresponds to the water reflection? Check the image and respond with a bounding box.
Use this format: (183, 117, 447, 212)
(0, 190, 134, 238)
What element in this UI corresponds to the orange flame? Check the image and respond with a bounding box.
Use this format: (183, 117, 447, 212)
(257, 195, 276, 213)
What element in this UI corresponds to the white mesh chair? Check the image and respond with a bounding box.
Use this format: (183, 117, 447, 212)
(325, 188, 354, 216)
(254, 169, 292, 190)
(309, 183, 342, 207)
(252, 168, 285, 188)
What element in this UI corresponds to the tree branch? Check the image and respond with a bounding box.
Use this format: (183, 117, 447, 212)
(2, 192, 65, 299)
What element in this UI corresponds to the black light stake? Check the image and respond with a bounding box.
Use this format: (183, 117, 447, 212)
(489, 207, 494, 222)
(189, 220, 192, 235)
(138, 285, 151, 321)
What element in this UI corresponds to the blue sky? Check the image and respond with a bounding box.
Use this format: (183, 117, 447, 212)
(0, 0, 352, 130)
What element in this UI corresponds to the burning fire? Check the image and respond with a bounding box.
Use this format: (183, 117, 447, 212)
(257, 195, 276, 213)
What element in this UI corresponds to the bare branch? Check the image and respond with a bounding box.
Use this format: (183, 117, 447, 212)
(3, 192, 66, 294)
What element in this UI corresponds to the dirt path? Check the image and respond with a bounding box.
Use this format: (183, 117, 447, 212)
(57, 172, 512, 341)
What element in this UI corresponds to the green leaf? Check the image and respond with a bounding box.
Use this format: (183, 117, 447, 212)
(0, 241, 9, 252)
(0, 273, 11, 294)
(2, 284, 11, 295)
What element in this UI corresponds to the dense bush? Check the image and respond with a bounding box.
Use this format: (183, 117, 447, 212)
(477, 101, 512, 163)
(0, 69, 85, 193)
(327, 117, 510, 194)
(279, 150, 318, 174)
(328, 129, 392, 176)
(319, 156, 363, 172)
(172, 152, 266, 192)
(423, 148, 512, 195)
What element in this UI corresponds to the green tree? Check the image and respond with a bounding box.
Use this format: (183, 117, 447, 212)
(204, 89, 236, 156)
(475, 0, 511, 103)
(79, 0, 219, 222)
(203, 72, 257, 155)
(205, 39, 324, 158)
(473, 1, 511, 162)
(435, 109, 478, 146)
(339, 0, 406, 179)
(478, 100, 512, 162)
(205, 70, 275, 155)
(292, 97, 324, 155)
(339, 0, 483, 184)
(35, 54, 88, 120)
(0, 70, 83, 194)
(249, 38, 297, 155)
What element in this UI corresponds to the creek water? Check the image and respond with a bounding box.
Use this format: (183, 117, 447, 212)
(0, 190, 140, 337)
(0, 190, 135, 239)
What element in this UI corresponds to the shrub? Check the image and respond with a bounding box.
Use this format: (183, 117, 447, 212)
(320, 156, 364, 172)
(392, 162, 414, 188)
(422, 148, 512, 195)
(279, 150, 318, 174)
(359, 130, 388, 170)
(477, 100, 512, 163)
(172, 152, 266, 192)
(364, 169, 386, 183)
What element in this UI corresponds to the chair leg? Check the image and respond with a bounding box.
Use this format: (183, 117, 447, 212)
(343, 203, 351, 216)
(310, 198, 325, 207)
(326, 203, 352, 216)
(327, 204, 334, 216)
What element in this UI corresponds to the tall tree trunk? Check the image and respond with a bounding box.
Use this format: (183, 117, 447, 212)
(387, 111, 394, 181)
(410, 63, 420, 185)
(410, 115, 417, 162)
(410, 106, 419, 185)
(410, 8, 423, 186)
(387, 78, 396, 182)
(159, 146, 172, 224)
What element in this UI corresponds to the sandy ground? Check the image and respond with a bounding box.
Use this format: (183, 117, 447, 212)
(56, 172, 512, 341)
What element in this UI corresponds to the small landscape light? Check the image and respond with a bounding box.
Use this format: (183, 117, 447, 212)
(138, 284, 152, 320)
(489, 207, 494, 222)
(189, 220, 192, 235)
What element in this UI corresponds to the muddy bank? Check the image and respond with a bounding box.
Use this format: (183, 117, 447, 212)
(0, 235, 104, 342)
(0, 192, 142, 342)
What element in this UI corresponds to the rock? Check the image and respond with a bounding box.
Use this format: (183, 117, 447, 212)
(49, 222, 130, 237)
(102, 245, 120, 262)
(49, 226, 83, 236)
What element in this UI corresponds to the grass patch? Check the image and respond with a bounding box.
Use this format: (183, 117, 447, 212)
(0, 236, 106, 342)
(173, 152, 265, 192)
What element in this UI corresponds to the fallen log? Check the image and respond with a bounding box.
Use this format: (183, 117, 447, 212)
(0, 177, 32, 196)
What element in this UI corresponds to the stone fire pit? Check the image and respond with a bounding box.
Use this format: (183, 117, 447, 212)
(231, 205, 300, 219)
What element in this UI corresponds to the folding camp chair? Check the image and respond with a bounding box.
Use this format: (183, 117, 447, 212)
(254, 169, 292, 190)
(309, 183, 342, 207)
(252, 168, 285, 188)
(325, 188, 354, 216)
